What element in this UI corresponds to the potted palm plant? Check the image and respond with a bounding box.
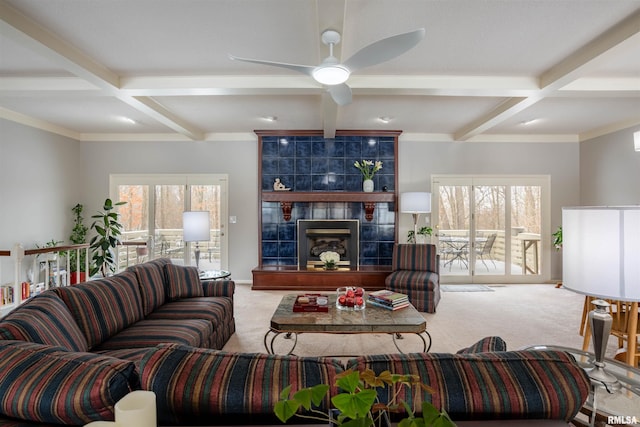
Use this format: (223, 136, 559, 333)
(68, 203, 89, 284)
(407, 226, 433, 244)
(89, 198, 126, 277)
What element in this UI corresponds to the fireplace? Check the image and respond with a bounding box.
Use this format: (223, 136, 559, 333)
(297, 220, 359, 269)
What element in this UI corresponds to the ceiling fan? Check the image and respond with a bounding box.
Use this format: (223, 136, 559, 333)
(229, 28, 426, 106)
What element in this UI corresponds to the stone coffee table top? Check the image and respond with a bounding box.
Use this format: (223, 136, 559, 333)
(265, 293, 430, 354)
(270, 293, 426, 333)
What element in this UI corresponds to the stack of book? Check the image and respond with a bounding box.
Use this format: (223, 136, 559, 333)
(367, 289, 410, 310)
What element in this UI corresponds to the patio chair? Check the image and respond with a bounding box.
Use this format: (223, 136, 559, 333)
(385, 244, 440, 313)
(476, 233, 497, 271)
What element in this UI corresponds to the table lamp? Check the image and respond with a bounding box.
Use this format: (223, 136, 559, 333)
(183, 211, 210, 271)
(400, 192, 431, 244)
(562, 206, 640, 391)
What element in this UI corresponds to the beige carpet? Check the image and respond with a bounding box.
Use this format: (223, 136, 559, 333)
(222, 284, 613, 357)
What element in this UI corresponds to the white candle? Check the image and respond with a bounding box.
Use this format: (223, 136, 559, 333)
(114, 391, 157, 427)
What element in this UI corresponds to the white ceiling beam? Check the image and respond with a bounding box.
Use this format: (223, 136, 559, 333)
(453, 9, 640, 142)
(0, 1, 204, 140)
(5, 74, 637, 98)
(321, 92, 338, 138)
(0, 106, 80, 140)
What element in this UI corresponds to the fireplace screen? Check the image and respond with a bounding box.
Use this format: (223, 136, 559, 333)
(297, 220, 359, 269)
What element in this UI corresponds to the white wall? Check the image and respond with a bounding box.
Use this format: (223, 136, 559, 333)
(1, 118, 593, 284)
(78, 139, 259, 282)
(397, 139, 580, 281)
(0, 119, 81, 284)
(579, 127, 640, 205)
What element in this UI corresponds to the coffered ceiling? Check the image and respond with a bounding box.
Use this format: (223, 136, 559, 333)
(1, 0, 639, 142)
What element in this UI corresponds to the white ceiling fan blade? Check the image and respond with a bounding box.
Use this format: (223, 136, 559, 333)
(328, 83, 352, 106)
(342, 28, 426, 72)
(228, 54, 315, 76)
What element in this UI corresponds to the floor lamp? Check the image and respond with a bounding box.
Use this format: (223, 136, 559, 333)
(562, 206, 640, 392)
(400, 192, 431, 244)
(183, 211, 210, 271)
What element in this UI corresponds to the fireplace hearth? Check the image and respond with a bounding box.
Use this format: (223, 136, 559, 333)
(298, 220, 359, 269)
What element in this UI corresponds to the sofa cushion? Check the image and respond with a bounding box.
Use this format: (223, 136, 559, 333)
(457, 336, 507, 354)
(138, 344, 345, 425)
(0, 291, 88, 352)
(392, 244, 438, 272)
(127, 258, 171, 316)
(54, 271, 144, 348)
(0, 340, 138, 425)
(165, 263, 204, 300)
(346, 350, 590, 421)
(146, 297, 235, 349)
(93, 318, 213, 351)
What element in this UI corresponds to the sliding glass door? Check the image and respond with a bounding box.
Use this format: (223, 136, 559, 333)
(432, 175, 549, 283)
(110, 174, 228, 270)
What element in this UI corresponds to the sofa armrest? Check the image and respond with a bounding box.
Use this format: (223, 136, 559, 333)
(346, 350, 590, 422)
(201, 279, 235, 298)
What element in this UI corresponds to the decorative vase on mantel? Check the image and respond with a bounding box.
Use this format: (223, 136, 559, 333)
(363, 179, 374, 192)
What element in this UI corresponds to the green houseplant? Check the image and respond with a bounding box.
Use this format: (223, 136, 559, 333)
(407, 226, 433, 244)
(552, 226, 562, 250)
(90, 198, 126, 277)
(69, 203, 89, 284)
(274, 368, 456, 427)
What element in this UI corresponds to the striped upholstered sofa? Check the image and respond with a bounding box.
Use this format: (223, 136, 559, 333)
(0, 258, 236, 426)
(0, 334, 589, 426)
(0, 261, 589, 426)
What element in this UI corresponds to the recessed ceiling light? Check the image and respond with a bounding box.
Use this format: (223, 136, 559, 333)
(378, 116, 392, 124)
(263, 116, 277, 122)
(520, 119, 539, 126)
(117, 116, 136, 125)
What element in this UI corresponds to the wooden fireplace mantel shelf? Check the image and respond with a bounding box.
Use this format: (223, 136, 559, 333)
(252, 265, 393, 291)
(261, 191, 396, 221)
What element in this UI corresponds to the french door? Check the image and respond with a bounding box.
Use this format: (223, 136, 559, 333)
(110, 174, 228, 270)
(432, 175, 549, 283)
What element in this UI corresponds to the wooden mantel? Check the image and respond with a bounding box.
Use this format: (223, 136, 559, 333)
(252, 265, 392, 291)
(262, 191, 395, 221)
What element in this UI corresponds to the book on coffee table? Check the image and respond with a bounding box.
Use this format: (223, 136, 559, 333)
(367, 298, 410, 311)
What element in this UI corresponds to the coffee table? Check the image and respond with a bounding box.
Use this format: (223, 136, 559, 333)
(265, 293, 431, 355)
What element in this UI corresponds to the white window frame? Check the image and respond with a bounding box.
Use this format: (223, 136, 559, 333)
(110, 174, 229, 269)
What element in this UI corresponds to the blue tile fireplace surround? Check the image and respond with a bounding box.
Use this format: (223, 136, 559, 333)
(255, 131, 400, 280)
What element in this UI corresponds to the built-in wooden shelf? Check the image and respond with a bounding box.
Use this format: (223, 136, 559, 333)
(261, 191, 395, 221)
(252, 265, 392, 291)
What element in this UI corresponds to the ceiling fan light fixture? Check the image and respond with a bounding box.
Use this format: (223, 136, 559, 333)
(312, 65, 350, 85)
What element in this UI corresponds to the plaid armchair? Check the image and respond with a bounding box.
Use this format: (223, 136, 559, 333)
(384, 244, 440, 313)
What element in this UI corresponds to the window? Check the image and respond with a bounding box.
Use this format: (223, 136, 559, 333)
(110, 174, 228, 270)
(432, 175, 549, 283)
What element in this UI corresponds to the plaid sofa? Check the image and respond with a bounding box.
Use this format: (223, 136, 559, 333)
(0, 259, 235, 426)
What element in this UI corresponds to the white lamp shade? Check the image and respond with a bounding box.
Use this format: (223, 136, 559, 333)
(562, 206, 640, 302)
(400, 192, 431, 213)
(183, 211, 210, 242)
